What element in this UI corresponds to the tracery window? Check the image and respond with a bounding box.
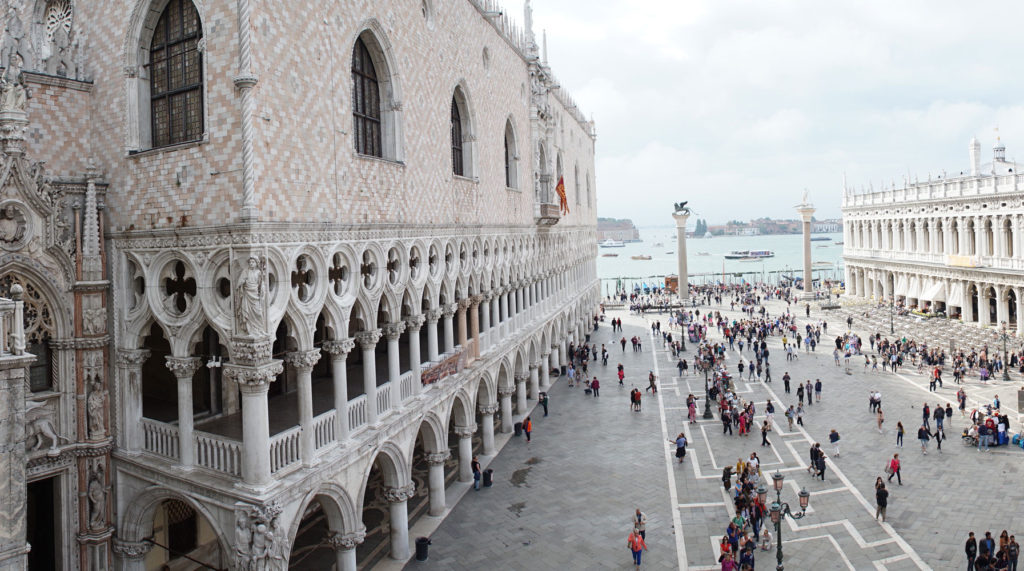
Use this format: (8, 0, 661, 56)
(148, 0, 204, 148)
(504, 120, 518, 188)
(0, 276, 55, 393)
(352, 38, 382, 157)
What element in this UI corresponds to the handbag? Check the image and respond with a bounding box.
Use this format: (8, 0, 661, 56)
(884, 464, 894, 476)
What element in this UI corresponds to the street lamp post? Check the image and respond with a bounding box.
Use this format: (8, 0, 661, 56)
(1000, 322, 1011, 381)
(757, 472, 811, 571)
(890, 296, 894, 335)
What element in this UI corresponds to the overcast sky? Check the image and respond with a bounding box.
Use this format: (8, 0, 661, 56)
(505, 0, 1024, 227)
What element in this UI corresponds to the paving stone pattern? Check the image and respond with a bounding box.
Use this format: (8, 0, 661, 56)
(404, 299, 1024, 570)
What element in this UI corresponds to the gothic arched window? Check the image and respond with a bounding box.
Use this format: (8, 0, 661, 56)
(451, 96, 464, 176)
(504, 119, 518, 189)
(148, 0, 204, 148)
(352, 37, 382, 157)
(0, 276, 55, 393)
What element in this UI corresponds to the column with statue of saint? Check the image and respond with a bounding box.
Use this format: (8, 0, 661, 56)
(672, 202, 691, 303)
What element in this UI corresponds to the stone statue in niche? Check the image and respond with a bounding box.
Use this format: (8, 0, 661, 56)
(87, 463, 106, 529)
(0, 53, 28, 112)
(235, 256, 267, 336)
(1, 8, 31, 72)
(87, 378, 105, 439)
(0, 204, 25, 245)
(234, 502, 285, 571)
(82, 295, 105, 334)
(25, 400, 66, 453)
(44, 26, 73, 77)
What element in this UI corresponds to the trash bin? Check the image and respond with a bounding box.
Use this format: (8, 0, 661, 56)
(415, 537, 431, 561)
(514, 422, 523, 436)
(483, 468, 494, 487)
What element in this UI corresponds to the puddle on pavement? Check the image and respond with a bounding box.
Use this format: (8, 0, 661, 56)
(510, 466, 531, 487)
(508, 502, 526, 516)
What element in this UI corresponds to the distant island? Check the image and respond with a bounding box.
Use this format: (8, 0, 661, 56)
(698, 217, 843, 237)
(597, 217, 641, 241)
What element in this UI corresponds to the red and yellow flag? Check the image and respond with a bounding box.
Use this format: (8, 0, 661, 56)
(555, 176, 569, 215)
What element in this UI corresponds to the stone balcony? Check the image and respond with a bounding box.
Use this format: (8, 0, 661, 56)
(534, 202, 561, 226)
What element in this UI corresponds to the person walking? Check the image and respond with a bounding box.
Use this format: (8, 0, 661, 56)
(934, 403, 945, 430)
(618, 364, 626, 386)
(921, 403, 931, 431)
(806, 380, 813, 406)
(896, 421, 904, 448)
(967, 532, 978, 571)
(797, 383, 805, 406)
(786, 406, 795, 430)
(761, 420, 772, 447)
(829, 429, 841, 457)
(646, 371, 657, 394)
(783, 372, 791, 393)
(523, 416, 532, 443)
(591, 377, 600, 397)
(1008, 534, 1019, 571)
(634, 509, 648, 540)
(672, 432, 687, 463)
(877, 406, 885, 433)
(918, 424, 930, 454)
(796, 403, 804, 427)
(887, 453, 902, 485)
(540, 392, 549, 416)
(627, 527, 648, 569)
(934, 426, 944, 454)
(471, 455, 482, 491)
(815, 378, 822, 402)
(875, 482, 889, 522)
(815, 447, 827, 481)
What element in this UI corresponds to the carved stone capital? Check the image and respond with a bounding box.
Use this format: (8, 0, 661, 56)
(441, 303, 458, 319)
(405, 314, 426, 331)
(513, 373, 529, 384)
(165, 356, 202, 379)
(354, 329, 382, 349)
(230, 337, 274, 365)
(498, 387, 515, 398)
(382, 321, 407, 341)
(116, 349, 150, 368)
(529, 363, 541, 371)
(453, 425, 477, 439)
(540, 350, 551, 358)
(470, 294, 483, 307)
(477, 403, 499, 416)
(112, 538, 152, 560)
(425, 451, 451, 466)
(457, 298, 473, 311)
(284, 349, 321, 372)
(327, 530, 366, 551)
(383, 483, 416, 504)
(322, 338, 356, 358)
(425, 308, 442, 324)
(223, 361, 283, 391)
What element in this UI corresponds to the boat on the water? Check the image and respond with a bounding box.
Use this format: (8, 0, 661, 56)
(810, 237, 831, 242)
(653, 242, 664, 247)
(599, 239, 625, 248)
(696, 252, 711, 256)
(835, 241, 844, 245)
(724, 250, 774, 260)
(601, 253, 619, 257)
(665, 251, 674, 254)
(812, 261, 833, 268)
(631, 255, 652, 260)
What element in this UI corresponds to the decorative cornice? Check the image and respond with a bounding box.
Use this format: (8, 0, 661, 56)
(51, 336, 110, 350)
(327, 530, 366, 551)
(165, 356, 202, 379)
(284, 349, 321, 372)
(354, 329, 382, 349)
(321, 338, 356, 358)
(116, 349, 150, 367)
(383, 483, 416, 503)
(112, 538, 151, 559)
(382, 322, 407, 341)
(425, 451, 451, 466)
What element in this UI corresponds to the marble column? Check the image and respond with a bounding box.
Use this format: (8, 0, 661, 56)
(384, 484, 416, 560)
(514, 373, 528, 416)
(672, 209, 690, 302)
(528, 364, 540, 400)
(383, 322, 406, 388)
(406, 315, 425, 392)
(559, 340, 568, 367)
(454, 425, 476, 482)
(539, 351, 551, 390)
(425, 452, 450, 516)
(469, 295, 481, 357)
(223, 361, 283, 488)
(490, 292, 500, 339)
(327, 530, 365, 571)
(442, 303, 456, 353)
(963, 281, 975, 323)
(550, 345, 560, 378)
(498, 388, 514, 433)
(355, 329, 382, 426)
(284, 349, 321, 467)
(165, 356, 202, 469)
(978, 283, 991, 325)
(480, 294, 491, 348)
(0, 338, 32, 571)
(1016, 287, 1024, 334)
(425, 309, 441, 362)
(112, 537, 153, 571)
(997, 285, 1009, 327)
(456, 299, 470, 350)
(478, 404, 498, 455)
(322, 339, 355, 442)
(499, 289, 509, 335)
(116, 349, 150, 453)
(796, 199, 816, 300)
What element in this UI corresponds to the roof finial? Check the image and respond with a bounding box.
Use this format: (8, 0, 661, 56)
(542, 29, 548, 65)
(524, 0, 534, 43)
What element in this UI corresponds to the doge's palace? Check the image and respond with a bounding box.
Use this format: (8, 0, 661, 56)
(843, 137, 1024, 333)
(0, 0, 599, 569)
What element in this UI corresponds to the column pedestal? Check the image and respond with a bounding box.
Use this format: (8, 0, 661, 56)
(797, 201, 817, 300)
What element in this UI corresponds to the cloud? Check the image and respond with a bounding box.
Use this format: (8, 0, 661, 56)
(501, 0, 1024, 226)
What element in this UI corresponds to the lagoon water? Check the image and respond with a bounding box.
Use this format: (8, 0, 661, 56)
(598, 228, 846, 294)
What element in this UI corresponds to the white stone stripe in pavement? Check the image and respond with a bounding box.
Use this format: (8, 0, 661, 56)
(651, 328, 690, 571)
